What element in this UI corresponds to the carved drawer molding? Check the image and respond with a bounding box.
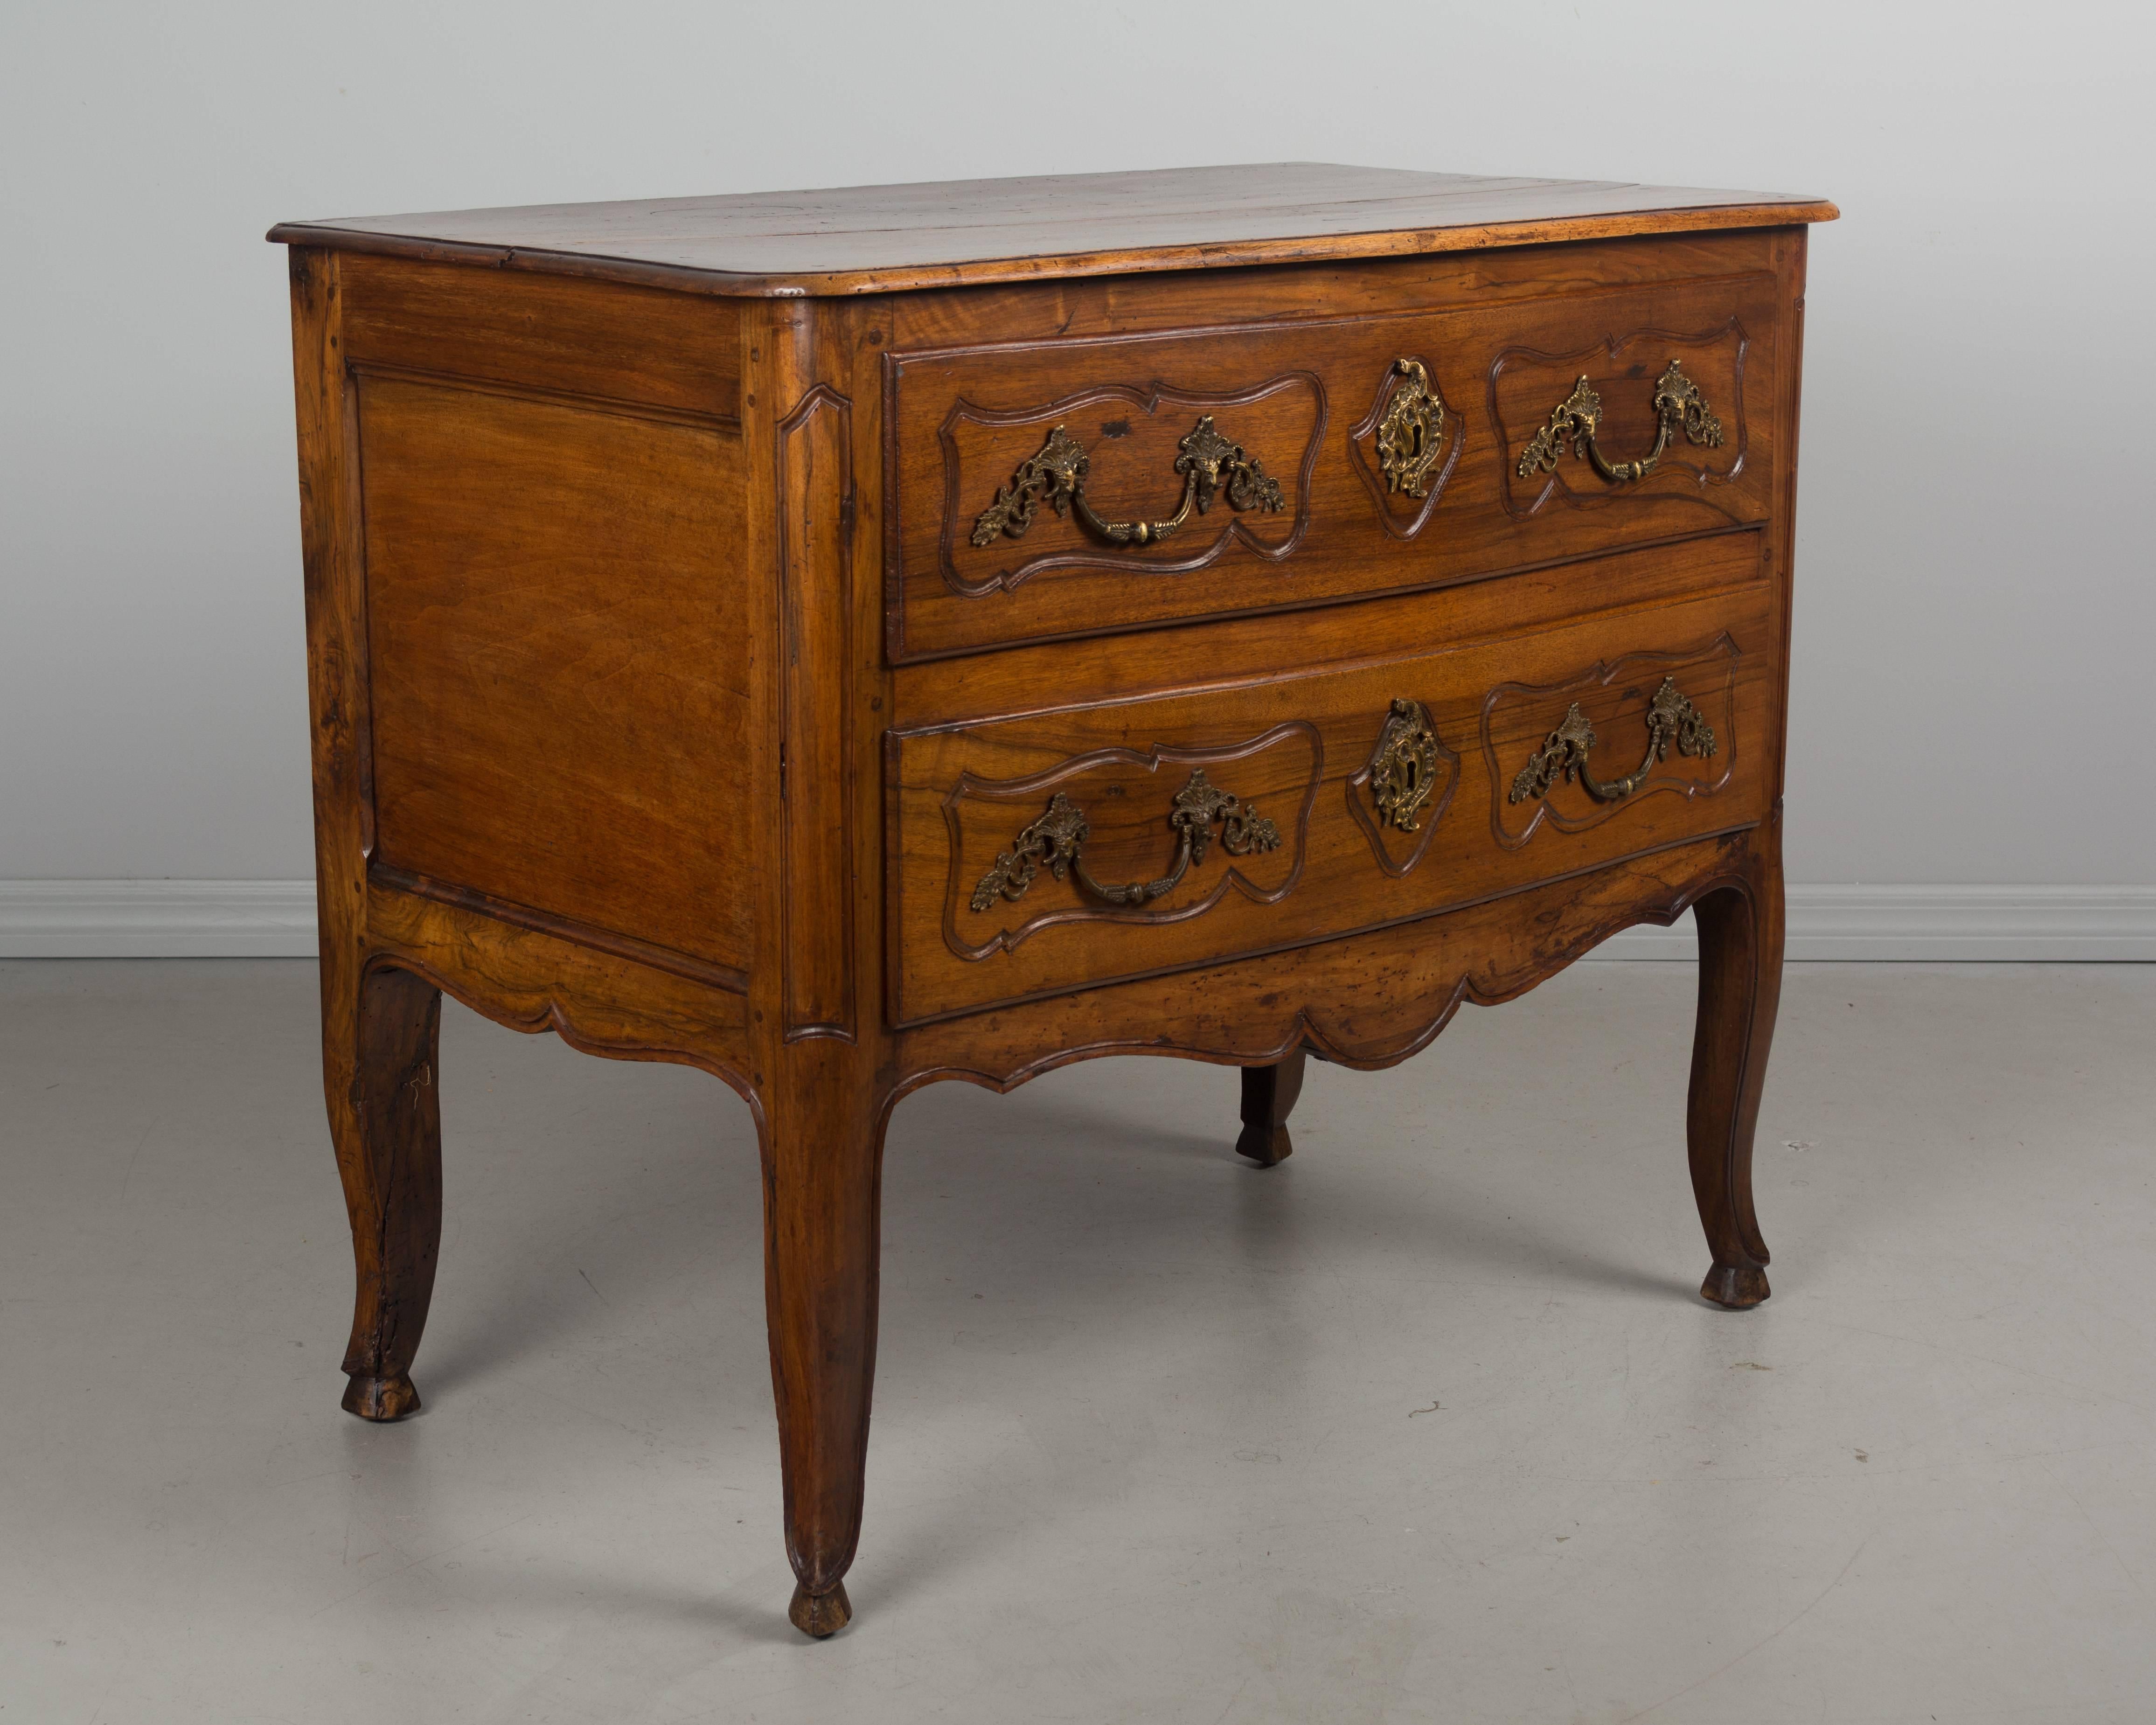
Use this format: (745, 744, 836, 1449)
(970, 766, 1284, 911)
(936, 375, 1323, 596)
(972, 417, 1286, 552)
(1481, 635, 1742, 849)
(1491, 314, 1751, 520)
(941, 723, 1321, 963)
(1517, 360, 1724, 485)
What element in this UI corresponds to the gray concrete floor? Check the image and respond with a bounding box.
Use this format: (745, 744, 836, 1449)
(1, 958, 2152, 1723)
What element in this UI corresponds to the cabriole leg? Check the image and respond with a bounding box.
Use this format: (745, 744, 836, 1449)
(323, 961, 444, 1419)
(1237, 1047, 1308, 1167)
(1687, 856, 1784, 1309)
(760, 1043, 886, 1638)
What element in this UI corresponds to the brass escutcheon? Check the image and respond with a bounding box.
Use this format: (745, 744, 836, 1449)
(1366, 697, 1443, 832)
(1509, 676, 1718, 806)
(1516, 359, 1724, 485)
(971, 768, 1281, 911)
(1373, 359, 1447, 499)
(972, 416, 1284, 550)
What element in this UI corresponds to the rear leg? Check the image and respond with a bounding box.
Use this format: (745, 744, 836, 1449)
(1688, 862, 1783, 1309)
(323, 962, 443, 1419)
(1237, 1048, 1308, 1167)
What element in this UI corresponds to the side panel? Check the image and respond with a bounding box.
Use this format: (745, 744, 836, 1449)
(342, 262, 753, 987)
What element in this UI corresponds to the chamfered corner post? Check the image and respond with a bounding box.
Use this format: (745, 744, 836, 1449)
(1686, 842, 1784, 1309)
(743, 294, 892, 1637)
(1237, 1047, 1308, 1166)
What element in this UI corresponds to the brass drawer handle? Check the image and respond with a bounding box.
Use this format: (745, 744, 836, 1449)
(971, 768, 1282, 911)
(1516, 360, 1725, 484)
(972, 416, 1285, 550)
(1509, 676, 1718, 806)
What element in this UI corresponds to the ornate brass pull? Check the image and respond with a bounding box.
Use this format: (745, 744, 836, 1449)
(971, 768, 1282, 911)
(1509, 677, 1718, 806)
(1516, 360, 1724, 485)
(972, 417, 1285, 550)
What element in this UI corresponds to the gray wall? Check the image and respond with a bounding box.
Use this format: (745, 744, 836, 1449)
(4, 0, 2150, 887)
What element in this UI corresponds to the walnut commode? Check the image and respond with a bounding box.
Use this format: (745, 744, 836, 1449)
(271, 163, 1835, 1637)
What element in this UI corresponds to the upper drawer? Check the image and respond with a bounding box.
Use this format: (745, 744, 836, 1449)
(884, 269, 1782, 661)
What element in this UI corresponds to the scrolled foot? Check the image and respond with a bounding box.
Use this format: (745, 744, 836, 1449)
(789, 1580, 852, 1638)
(341, 1371, 423, 1421)
(1699, 1264, 1771, 1309)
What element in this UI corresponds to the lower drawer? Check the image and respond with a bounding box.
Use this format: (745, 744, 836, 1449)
(886, 540, 1780, 1025)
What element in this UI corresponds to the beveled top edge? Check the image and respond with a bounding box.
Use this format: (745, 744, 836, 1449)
(268, 162, 1836, 298)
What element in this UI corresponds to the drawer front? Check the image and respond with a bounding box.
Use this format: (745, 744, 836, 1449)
(886, 267, 1780, 660)
(886, 536, 1780, 1024)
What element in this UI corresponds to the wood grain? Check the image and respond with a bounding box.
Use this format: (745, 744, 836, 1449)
(890, 527, 1767, 728)
(358, 373, 753, 979)
(269, 162, 1834, 297)
(889, 230, 1786, 349)
(339, 252, 740, 420)
(363, 877, 753, 1088)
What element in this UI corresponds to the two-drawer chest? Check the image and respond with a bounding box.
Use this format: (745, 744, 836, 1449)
(271, 163, 1836, 1637)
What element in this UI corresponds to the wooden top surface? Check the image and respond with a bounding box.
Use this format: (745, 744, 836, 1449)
(269, 163, 1835, 298)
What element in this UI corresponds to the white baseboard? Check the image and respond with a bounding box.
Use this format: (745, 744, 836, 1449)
(0, 880, 319, 958)
(1599, 885, 2156, 961)
(0, 880, 2151, 963)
